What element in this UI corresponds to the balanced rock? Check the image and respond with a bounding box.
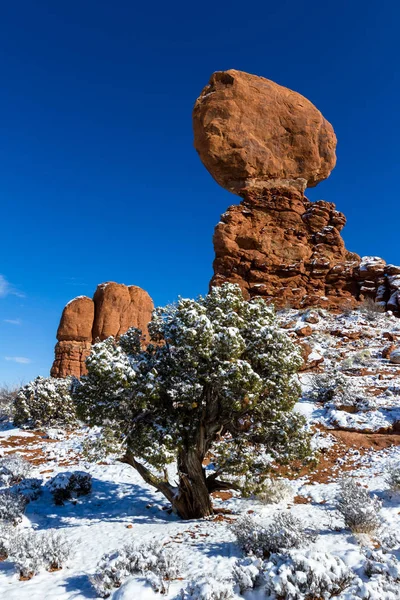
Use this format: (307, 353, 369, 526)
(193, 69, 400, 312)
(51, 283, 153, 378)
(193, 69, 337, 194)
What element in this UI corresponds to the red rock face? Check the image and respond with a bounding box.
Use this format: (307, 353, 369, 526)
(211, 187, 361, 309)
(193, 69, 337, 194)
(91, 282, 153, 341)
(210, 187, 400, 312)
(194, 69, 400, 313)
(51, 340, 93, 380)
(51, 283, 154, 378)
(56, 296, 94, 342)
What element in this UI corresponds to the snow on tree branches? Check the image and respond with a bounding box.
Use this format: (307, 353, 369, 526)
(13, 376, 77, 428)
(74, 283, 311, 519)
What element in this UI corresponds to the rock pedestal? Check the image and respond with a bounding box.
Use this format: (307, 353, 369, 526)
(211, 187, 361, 309)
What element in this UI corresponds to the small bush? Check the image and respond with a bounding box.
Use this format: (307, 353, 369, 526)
(0, 385, 18, 420)
(341, 349, 372, 370)
(385, 462, 400, 494)
(181, 578, 235, 600)
(363, 548, 400, 581)
(263, 550, 354, 599)
(0, 522, 13, 559)
(342, 548, 400, 598)
(13, 376, 76, 429)
(337, 479, 382, 534)
(376, 528, 400, 551)
(0, 455, 33, 486)
(91, 539, 182, 597)
(359, 297, 385, 321)
(232, 512, 312, 558)
(232, 557, 262, 593)
(309, 369, 355, 405)
(350, 577, 400, 599)
(7, 529, 72, 579)
(12, 478, 42, 503)
(0, 490, 28, 524)
(256, 478, 294, 504)
(47, 471, 92, 505)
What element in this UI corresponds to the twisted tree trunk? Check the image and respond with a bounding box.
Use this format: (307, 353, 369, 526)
(173, 448, 213, 519)
(123, 388, 236, 519)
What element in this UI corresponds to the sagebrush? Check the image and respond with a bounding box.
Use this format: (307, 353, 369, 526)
(337, 478, 382, 534)
(359, 297, 385, 321)
(232, 512, 313, 557)
(256, 478, 294, 504)
(385, 462, 400, 494)
(91, 539, 182, 597)
(309, 369, 356, 405)
(7, 529, 72, 579)
(0, 385, 18, 420)
(181, 577, 235, 600)
(0, 490, 28, 524)
(263, 550, 354, 599)
(0, 455, 32, 486)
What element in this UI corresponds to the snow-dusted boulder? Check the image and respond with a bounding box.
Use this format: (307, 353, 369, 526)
(389, 349, 400, 364)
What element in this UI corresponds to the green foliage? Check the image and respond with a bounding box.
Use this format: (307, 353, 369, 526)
(0, 385, 18, 420)
(74, 283, 311, 500)
(47, 471, 92, 505)
(73, 337, 137, 430)
(13, 376, 77, 429)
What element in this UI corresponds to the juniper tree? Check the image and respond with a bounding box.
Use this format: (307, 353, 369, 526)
(74, 283, 311, 519)
(14, 376, 76, 428)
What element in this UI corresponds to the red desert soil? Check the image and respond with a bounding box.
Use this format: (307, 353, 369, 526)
(277, 429, 400, 485)
(0, 431, 80, 467)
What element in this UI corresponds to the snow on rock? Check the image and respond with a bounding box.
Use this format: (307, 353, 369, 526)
(389, 349, 400, 364)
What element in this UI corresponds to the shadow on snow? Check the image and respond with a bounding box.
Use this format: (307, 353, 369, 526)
(26, 476, 178, 530)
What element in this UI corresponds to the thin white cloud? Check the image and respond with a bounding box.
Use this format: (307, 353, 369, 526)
(0, 274, 25, 298)
(3, 318, 22, 325)
(0, 275, 11, 297)
(4, 356, 31, 364)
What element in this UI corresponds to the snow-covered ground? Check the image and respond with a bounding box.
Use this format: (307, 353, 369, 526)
(1, 307, 400, 599)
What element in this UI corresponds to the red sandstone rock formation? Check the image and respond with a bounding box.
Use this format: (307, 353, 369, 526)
(51, 283, 153, 378)
(193, 69, 337, 194)
(193, 69, 400, 312)
(211, 187, 361, 309)
(51, 296, 95, 380)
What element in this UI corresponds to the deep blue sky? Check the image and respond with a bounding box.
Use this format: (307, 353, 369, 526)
(1, 0, 399, 384)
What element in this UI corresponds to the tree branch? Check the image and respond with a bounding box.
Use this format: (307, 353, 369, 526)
(205, 475, 240, 493)
(122, 448, 176, 504)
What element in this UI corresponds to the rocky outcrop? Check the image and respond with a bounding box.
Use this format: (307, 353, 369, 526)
(211, 187, 362, 309)
(193, 69, 400, 312)
(51, 296, 95, 379)
(92, 283, 153, 341)
(51, 283, 153, 378)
